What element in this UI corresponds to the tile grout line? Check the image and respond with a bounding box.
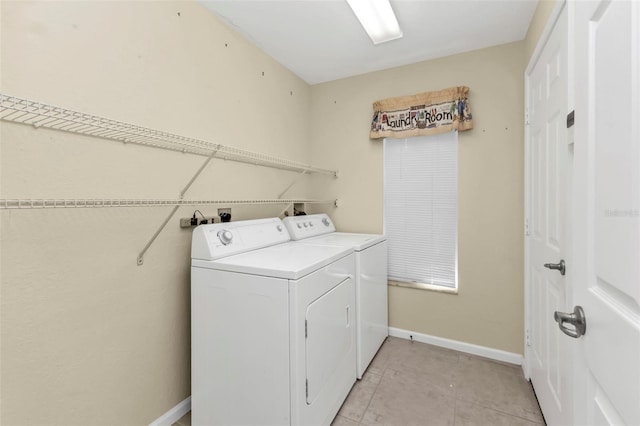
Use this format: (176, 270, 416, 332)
(486, 402, 546, 424)
(357, 338, 395, 425)
(356, 368, 387, 424)
(354, 380, 376, 424)
(455, 356, 544, 422)
(452, 351, 544, 425)
(344, 336, 544, 426)
(453, 392, 544, 424)
(452, 352, 461, 425)
(452, 396, 458, 426)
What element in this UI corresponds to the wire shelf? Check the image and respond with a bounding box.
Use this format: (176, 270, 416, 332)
(0, 94, 337, 176)
(0, 198, 336, 210)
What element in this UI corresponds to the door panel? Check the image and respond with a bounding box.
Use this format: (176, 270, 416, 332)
(587, 373, 628, 425)
(585, 290, 640, 424)
(526, 3, 571, 425)
(547, 282, 562, 405)
(531, 267, 544, 368)
(574, 0, 640, 424)
(592, 0, 640, 304)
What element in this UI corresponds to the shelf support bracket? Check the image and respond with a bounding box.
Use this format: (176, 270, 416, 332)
(277, 202, 293, 219)
(137, 149, 219, 265)
(277, 170, 307, 199)
(276, 170, 309, 219)
(136, 204, 180, 266)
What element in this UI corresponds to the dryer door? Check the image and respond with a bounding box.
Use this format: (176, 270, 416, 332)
(305, 277, 355, 405)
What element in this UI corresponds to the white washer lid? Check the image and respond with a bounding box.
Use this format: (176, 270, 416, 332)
(299, 232, 386, 251)
(191, 241, 353, 280)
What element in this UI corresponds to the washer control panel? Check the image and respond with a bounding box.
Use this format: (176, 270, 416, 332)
(192, 217, 290, 261)
(283, 213, 336, 240)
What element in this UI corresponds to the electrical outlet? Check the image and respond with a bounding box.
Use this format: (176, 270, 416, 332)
(180, 216, 218, 228)
(293, 202, 305, 216)
(200, 216, 217, 225)
(218, 207, 231, 222)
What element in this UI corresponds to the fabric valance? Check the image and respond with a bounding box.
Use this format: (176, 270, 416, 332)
(370, 86, 473, 139)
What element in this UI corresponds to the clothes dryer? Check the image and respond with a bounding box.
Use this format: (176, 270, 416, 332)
(191, 218, 356, 426)
(283, 214, 388, 379)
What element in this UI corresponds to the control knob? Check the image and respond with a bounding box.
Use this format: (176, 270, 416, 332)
(322, 217, 330, 226)
(217, 230, 233, 245)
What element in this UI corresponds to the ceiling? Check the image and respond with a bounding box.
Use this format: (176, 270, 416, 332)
(199, 0, 538, 85)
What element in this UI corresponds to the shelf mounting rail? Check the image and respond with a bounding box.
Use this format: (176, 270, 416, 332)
(0, 94, 338, 176)
(0, 199, 336, 210)
(0, 93, 339, 265)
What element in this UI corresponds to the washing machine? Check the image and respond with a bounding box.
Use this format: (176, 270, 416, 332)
(191, 217, 356, 426)
(283, 214, 388, 379)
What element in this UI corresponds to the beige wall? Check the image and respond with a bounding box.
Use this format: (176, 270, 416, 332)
(308, 42, 526, 354)
(0, 0, 559, 423)
(524, 0, 560, 63)
(0, 1, 314, 424)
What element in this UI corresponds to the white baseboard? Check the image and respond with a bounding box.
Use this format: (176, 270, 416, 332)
(388, 327, 523, 366)
(149, 396, 191, 426)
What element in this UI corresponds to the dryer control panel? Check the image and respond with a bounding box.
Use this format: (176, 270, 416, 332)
(284, 213, 336, 240)
(191, 217, 290, 260)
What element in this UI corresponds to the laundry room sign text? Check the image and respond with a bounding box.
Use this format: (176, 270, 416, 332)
(370, 86, 473, 139)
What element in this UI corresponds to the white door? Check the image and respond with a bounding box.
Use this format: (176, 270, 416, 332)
(525, 3, 572, 425)
(572, 1, 640, 425)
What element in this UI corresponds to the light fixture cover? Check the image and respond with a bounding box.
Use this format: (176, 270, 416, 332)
(346, 0, 403, 45)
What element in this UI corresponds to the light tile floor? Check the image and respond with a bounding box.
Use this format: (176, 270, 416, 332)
(174, 337, 545, 426)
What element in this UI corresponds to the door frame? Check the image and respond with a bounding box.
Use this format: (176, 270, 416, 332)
(523, 0, 569, 382)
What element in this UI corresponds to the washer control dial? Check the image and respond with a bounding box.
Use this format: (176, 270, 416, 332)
(217, 230, 233, 245)
(322, 217, 331, 226)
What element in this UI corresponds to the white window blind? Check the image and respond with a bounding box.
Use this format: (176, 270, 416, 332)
(383, 132, 458, 289)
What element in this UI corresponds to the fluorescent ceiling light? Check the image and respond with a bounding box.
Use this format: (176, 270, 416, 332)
(346, 0, 403, 45)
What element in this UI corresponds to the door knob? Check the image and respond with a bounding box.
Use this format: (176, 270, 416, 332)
(544, 259, 566, 275)
(554, 306, 586, 338)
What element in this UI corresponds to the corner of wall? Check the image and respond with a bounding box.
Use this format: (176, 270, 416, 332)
(524, 0, 560, 63)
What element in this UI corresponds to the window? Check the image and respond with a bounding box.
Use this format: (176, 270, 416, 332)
(383, 132, 458, 291)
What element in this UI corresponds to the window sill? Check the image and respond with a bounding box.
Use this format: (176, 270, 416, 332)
(388, 280, 459, 295)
